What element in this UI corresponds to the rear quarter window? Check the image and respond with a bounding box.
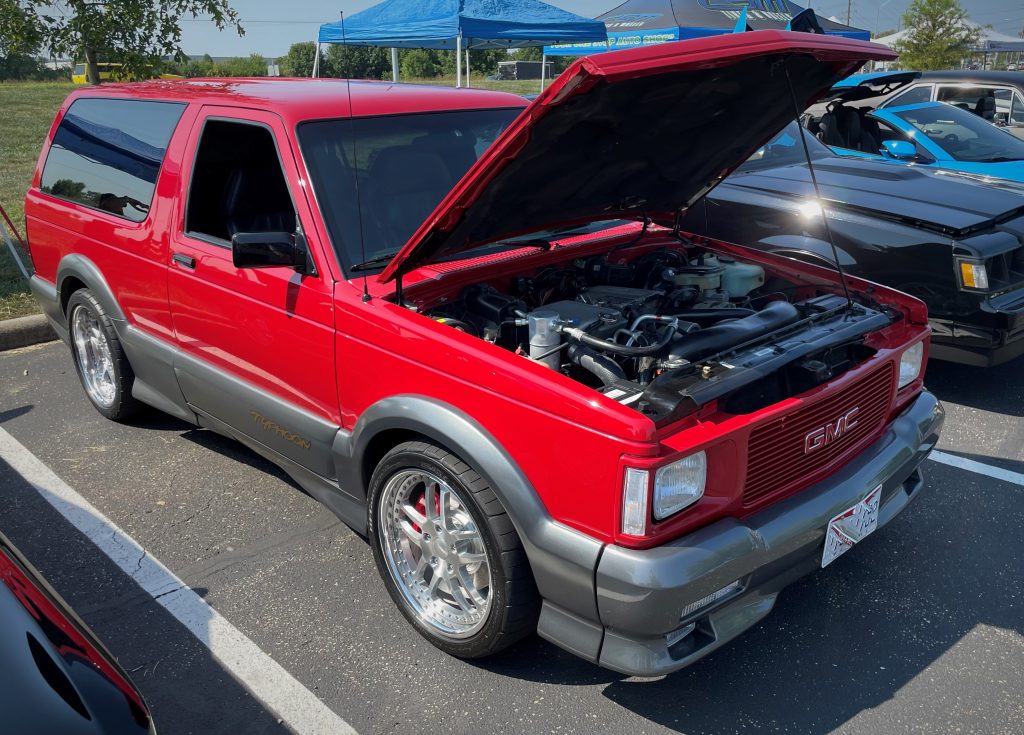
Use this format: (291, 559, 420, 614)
(40, 98, 186, 222)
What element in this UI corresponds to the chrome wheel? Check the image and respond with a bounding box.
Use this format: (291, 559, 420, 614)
(378, 469, 492, 638)
(71, 304, 116, 409)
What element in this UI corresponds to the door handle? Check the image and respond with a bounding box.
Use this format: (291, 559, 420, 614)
(172, 253, 197, 270)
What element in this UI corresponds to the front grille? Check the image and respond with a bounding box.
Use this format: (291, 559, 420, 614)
(743, 362, 895, 506)
(987, 248, 1024, 289)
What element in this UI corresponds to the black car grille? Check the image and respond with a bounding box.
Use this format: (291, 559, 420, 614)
(987, 248, 1024, 289)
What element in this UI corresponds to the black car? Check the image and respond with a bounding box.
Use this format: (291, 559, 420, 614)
(1, 531, 154, 734)
(679, 122, 1024, 366)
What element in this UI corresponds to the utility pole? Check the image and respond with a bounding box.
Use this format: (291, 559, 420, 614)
(846, 0, 852, 26)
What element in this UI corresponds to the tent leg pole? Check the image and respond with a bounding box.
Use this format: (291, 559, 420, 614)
(312, 40, 320, 78)
(456, 35, 462, 88)
(391, 47, 399, 82)
(540, 53, 546, 93)
(466, 49, 470, 87)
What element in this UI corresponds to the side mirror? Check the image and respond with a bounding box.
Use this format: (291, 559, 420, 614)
(231, 231, 314, 274)
(881, 139, 917, 161)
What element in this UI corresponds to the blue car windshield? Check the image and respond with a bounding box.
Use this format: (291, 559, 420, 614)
(736, 121, 832, 173)
(892, 104, 1024, 163)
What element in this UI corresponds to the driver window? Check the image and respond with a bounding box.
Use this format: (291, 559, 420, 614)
(185, 119, 296, 244)
(882, 84, 932, 107)
(936, 85, 995, 118)
(1014, 93, 1024, 125)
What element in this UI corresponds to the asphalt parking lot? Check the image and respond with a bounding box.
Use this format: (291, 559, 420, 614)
(1, 340, 1021, 735)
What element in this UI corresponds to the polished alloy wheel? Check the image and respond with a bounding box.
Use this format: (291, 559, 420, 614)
(71, 304, 116, 409)
(378, 469, 492, 638)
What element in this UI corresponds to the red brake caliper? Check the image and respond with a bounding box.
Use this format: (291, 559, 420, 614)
(411, 485, 441, 535)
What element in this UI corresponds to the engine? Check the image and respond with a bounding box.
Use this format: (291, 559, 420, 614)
(425, 247, 888, 423)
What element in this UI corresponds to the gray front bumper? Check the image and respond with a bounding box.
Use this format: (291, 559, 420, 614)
(538, 390, 944, 677)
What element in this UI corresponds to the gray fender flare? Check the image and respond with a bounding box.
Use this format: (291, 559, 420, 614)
(337, 395, 604, 624)
(758, 235, 858, 269)
(56, 253, 126, 324)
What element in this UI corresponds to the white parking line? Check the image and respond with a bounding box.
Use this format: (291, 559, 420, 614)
(929, 449, 1024, 487)
(0, 427, 358, 735)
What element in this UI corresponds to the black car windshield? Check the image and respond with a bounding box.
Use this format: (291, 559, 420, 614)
(892, 104, 1024, 162)
(298, 108, 523, 274)
(735, 121, 833, 173)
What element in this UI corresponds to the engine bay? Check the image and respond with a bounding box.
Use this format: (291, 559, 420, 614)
(424, 246, 894, 425)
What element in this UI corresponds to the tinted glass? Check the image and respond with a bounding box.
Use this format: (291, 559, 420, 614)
(882, 85, 932, 107)
(297, 108, 520, 272)
(935, 85, 994, 111)
(1014, 93, 1024, 125)
(736, 121, 832, 173)
(40, 98, 185, 222)
(893, 104, 1024, 162)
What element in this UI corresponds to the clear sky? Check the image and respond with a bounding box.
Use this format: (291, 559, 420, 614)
(177, 0, 1024, 58)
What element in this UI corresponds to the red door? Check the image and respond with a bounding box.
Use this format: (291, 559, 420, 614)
(167, 106, 340, 477)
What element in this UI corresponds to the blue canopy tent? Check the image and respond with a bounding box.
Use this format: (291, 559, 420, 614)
(315, 0, 607, 87)
(544, 0, 869, 57)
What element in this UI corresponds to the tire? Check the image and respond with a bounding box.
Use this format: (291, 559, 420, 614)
(368, 440, 540, 658)
(66, 289, 142, 421)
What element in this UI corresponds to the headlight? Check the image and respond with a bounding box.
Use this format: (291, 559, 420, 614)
(899, 341, 924, 389)
(654, 451, 707, 520)
(957, 260, 989, 290)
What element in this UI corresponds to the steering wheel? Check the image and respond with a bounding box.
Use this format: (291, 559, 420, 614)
(944, 133, 960, 144)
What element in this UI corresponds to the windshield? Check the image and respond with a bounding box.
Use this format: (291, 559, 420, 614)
(735, 121, 834, 173)
(298, 108, 522, 274)
(891, 104, 1024, 162)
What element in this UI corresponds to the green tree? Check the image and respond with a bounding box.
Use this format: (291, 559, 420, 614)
(400, 48, 438, 78)
(8, 0, 243, 84)
(511, 47, 542, 62)
(223, 53, 266, 77)
(323, 45, 391, 79)
(281, 41, 318, 78)
(0, 0, 42, 59)
(894, 0, 980, 71)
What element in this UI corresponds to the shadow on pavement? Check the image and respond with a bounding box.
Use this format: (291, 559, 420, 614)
(924, 357, 1024, 416)
(0, 404, 33, 423)
(0, 456, 293, 735)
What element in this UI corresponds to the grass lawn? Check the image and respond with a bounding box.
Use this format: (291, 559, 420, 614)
(1, 81, 74, 319)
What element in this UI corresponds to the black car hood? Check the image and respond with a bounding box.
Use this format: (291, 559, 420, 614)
(721, 157, 1024, 236)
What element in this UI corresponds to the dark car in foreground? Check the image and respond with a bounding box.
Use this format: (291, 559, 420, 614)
(680, 122, 1024, 366)
(1, 531, 153, 734)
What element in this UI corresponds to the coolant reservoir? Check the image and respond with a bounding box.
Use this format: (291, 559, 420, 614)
(721, 259, 765, 298)
(673, 256, 724, 291)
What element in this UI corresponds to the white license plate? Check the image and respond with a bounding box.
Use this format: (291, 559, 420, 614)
(821, 485, 882, 568)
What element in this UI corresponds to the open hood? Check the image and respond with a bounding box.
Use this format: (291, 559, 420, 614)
(823, 70, 921, 104)
(380, 30, 896, 283)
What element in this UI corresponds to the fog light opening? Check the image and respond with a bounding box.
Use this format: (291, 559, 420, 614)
(664, 622, 696, 649)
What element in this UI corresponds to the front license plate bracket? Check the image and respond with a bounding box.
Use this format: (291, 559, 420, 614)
(822, 484, 882, 568)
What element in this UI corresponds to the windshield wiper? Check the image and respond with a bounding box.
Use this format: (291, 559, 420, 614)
(984, 156, 1024, 163)
(351, 253, 399, 272)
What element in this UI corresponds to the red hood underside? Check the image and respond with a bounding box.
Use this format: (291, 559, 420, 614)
(380, 30, 896, 283)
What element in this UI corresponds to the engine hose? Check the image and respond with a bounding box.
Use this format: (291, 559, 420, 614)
(673, 308, 757, 326)
(561, 322, 676, 357)
(567, 344, 626, 386)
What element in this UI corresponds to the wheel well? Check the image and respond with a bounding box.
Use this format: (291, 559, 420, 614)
(361, 428, 424, 490)
(59, 276, 87, 316)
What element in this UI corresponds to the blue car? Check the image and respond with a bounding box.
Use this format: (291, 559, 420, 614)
(805, 72, 1024, 182)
